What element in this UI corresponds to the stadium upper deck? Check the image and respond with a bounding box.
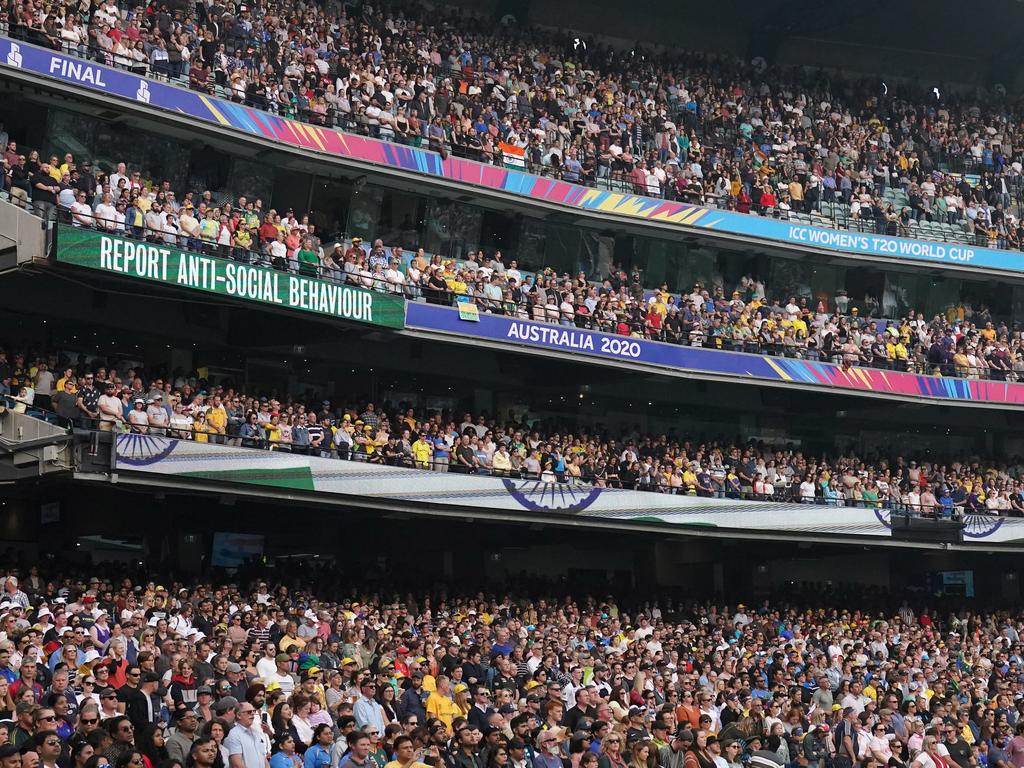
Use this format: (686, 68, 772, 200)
(5, 0, 1024, 271)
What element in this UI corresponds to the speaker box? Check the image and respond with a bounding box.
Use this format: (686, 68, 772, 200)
(890, 515, 963, 544)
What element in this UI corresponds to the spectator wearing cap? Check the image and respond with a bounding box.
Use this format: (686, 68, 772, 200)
(624, 706, 649, 744)
(399, 671, 427, 723)
(265, 654, 295, 695)
(193, 685, 215, 722)
(125, 670, 161, 732)
(224, 661, 249, 702)
(659, 730, 692, 768)
(99, 684, 121, 718)
(650, 722, 671, 750)
(10, 701, 36, 747)
(212, 696, 240, 725)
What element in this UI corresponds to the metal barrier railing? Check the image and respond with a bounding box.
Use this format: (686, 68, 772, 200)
(42, 211, 1023, 384)
(63, 418, 981, 517)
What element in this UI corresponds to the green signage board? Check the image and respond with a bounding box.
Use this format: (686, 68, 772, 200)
(54, 225, 406, 329)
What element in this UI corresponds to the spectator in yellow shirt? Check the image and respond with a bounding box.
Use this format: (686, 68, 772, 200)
(412, 435, 434, 469)
(193, 411, 213, 443)
(426, 676, 458, 732)
(205, 395, 228, 442)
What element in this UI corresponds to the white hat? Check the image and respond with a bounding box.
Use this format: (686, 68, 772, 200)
(120, 610, 134, 622)
(36, 607, 52, 620)
(57, 626, 73, 636)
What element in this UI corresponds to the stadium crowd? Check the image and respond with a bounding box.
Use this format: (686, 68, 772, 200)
(1, 344, 1022, 515)
(7, 0, 1024, 248)
(0, 144, 1019, 382)
(0, 568, 1015, 768)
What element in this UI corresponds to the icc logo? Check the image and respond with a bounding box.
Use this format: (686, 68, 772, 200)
(7, 43, 23, 68)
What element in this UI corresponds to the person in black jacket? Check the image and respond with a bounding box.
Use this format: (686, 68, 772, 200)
(399, 674, 427, 721)
(452, 726, 482, 768)
(461, 649, 486, 688)
(119, 669, 161, 732)
(467, 687, 495, 731)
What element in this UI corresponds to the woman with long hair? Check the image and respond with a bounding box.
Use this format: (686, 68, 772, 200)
(137, 724, 170, 768)
(452, 684, 471, 718)
(269, 732, 303, 768)
(290, 695, 315, 752)
(629, 741, 652, 768)
(377, 683, 399, 724)
(271, 699, 293, 734)
(685, 731, 716, 768)
(608, 687, 630, 726)
(197, 719, 229, 768)
(486, 745, 510, 768)
(597, 734, 627, 768)
(169, 660, 197, 724)
(911, 736, 951, 768)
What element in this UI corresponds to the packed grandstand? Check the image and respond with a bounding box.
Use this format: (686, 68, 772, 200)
(1, 162, 1020, 383)
(5, 2, 1024, 768)
(0, 572, 1013, 768)
(1, 343, 1022, 514)
(4, 0, 1024, 251)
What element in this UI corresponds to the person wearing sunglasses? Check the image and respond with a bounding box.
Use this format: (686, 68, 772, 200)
(105, 716, 136, 765)
(33, 731, 62, 768)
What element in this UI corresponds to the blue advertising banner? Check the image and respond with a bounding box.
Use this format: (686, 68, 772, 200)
(0, 38, 209, 113)
(704, 216, 994, 269)
(3, 36, 1022, 275)
(406, 302, 779, 378)
(403, 303, 1024, 407)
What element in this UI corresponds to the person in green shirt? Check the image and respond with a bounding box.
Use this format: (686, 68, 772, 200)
(296, 238, 320, 277)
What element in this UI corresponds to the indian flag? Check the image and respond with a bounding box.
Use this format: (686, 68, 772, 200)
(499, 141, 526, 169)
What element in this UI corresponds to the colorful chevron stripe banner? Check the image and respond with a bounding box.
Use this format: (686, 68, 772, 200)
(2, 36, 1018, 274)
